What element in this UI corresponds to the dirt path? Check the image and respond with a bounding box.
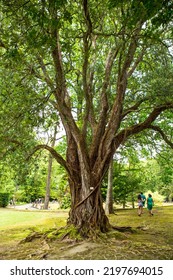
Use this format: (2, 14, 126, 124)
(8, 202, 60, 211)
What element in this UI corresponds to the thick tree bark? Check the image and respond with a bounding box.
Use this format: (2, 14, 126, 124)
(65, 130, 111, 237)
(68, 176, 110, 237)
(105, 157, 114, 215)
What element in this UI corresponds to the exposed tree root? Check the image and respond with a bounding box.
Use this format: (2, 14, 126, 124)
(19, 223, 137, 246)
(19, 232, 44, 243)
(112, 225, 135, 233)
(136, 226, 149, 231)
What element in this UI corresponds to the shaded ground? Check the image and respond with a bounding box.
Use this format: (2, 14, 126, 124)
(0, 206, 173, 260)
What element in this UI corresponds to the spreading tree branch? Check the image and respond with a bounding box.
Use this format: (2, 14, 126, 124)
(91, 103, 173, 180)
(28, 144, 70, 174)
(121, 97, 148, 119)
(115, 103, 173, 148)
(148, 125, 173, 149)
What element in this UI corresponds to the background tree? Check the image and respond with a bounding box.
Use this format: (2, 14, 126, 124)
(44, 124, 58, 209)
(156, 149, 173, 201)
(0, 0, 173, 237)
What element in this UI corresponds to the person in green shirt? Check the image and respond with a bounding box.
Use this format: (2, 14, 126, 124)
(147, 194, 154, 216)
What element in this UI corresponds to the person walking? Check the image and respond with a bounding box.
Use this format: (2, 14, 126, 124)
(137, 194, 143, 216)
(147, 194, 154, 216)
(141, 192, 146, 208)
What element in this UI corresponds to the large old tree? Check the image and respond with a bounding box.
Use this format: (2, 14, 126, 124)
(0, 0, 173, 236)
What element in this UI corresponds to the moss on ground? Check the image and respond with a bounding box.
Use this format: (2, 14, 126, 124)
(0, 206, 173, 260)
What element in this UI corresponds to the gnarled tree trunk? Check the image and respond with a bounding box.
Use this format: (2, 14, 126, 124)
(68, 178, 110, 237)
(65, 132, 111, 237)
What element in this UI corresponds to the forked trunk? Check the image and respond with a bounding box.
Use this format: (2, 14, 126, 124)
(65, 132, 111, 237)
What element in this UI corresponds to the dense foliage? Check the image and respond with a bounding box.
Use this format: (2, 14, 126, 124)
(0, 192, 10, 207)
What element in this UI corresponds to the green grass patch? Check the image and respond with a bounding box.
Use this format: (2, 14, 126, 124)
(0, 208, 68, 247)
(0, 208, 68, 230)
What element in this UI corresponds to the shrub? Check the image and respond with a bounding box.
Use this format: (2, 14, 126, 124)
(60, 195, 71, 209)
(0, 192, 10, 207)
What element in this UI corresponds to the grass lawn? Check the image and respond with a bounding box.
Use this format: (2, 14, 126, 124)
(0, 208, 68, 230)
(0, 205, 173, 260)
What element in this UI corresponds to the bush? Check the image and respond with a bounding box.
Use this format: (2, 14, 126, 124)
(0, 192, 10, 207)
(60, 195, 71, 209)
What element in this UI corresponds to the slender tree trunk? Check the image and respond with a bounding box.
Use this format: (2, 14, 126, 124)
(105, 157, 114, 215)
(44, 126, 57, 209)
(44, 154, 53, 209)
(132, 194, 135, 208)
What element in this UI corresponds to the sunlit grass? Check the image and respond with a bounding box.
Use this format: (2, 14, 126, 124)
(0, 208, 68, 230)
